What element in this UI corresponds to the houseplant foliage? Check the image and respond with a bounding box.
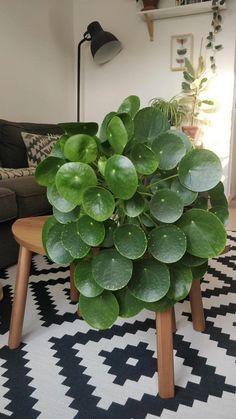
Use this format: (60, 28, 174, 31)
(179, 55, 215, 136)
(35, 95, 228, 330)
(149, 96, 186, 128)
(206, 0, 225, 71)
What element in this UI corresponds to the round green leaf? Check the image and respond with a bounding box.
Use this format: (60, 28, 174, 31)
(50, 135, 68, 158)
(101, 220, 116, 248)
(177, 208, 227, 258)
(107, 116, 128, 154)
(124, 193, 145, 218)
(143, 296, 174, 312)
(150, 176, 172, 194)
(92, 249, 133, 290)
(149, 225, 187, 263)
(99, 112, 117, 143)
(79, 291, 119, 329)
(209, 206, 229, 225)
(130, 144, 159, 175)
(208, 181, 228, 207)
(53, 206, 80, 224)
(178, 149, 222, 192)
(45, 223, 74, 266)
(105, 155, 138, 200)
(150, 190, 184, 223)
(171, 130, 192, 153)
(151, 132, 186, 170)
(140, 213, 156, 227)
(118, 113, 134, 140)
(35, 157, 65, 186)
(167, 264, 193, 302)
(171, 178, 198, 206)
(64, 134, 97, 163)
(59, 122, 98, 136)
(181, 253, 207, 267)
(42, 215, 58, 257)
(61, 222, 90, 259)
(191, 261, 208, 279)
(114, 224, 147, 259)
(47, 184, 76, 213)
(74, 260, 103, 297)
(82, 187, 115, 222)
(98, 156, 107, 176)
(193, 196, 208, 210)
(77, 215, 105, 246)
(128, 259, 170, 302)
(55, 162, 97, 205)
(134, 107, 170, 144)
(117, 95, 140, 118)
(115, 287, 143, 318)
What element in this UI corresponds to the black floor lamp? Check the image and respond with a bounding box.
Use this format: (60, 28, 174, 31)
(77, 21, 122, 121)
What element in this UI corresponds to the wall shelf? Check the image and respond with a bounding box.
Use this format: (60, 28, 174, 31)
(138, 1, 226, 41)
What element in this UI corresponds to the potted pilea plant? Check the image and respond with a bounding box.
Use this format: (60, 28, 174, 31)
(149, 96, 186, 128)
(179, 55, 215, 144)
(35, 95, 228, 330)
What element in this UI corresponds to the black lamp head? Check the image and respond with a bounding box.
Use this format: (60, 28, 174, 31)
(86, 21, 122, 65)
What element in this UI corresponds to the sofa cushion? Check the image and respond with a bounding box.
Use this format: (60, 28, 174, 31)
(0, 167, 35, 180)
(0, 176, 51, 217)
(21, 132, 59, 167)
(0, 187, 17, 222)
(0, 119, 63, 168)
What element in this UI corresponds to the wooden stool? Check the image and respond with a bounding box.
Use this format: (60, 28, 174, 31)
(8, 216, 205, 400)
(156, 279, 205, 398)
(8, 216, 79, 350)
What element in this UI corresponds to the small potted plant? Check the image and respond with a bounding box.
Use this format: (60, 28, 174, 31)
(150, 96, 186, 128)
(35, 95, 228, 330)
(136, 0, 159, 11)
(179, 55, 215, 145)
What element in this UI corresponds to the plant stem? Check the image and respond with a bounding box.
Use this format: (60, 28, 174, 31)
(146, 174, 178, 189)
(138, 191, 153, 197)
(143, 212, 159, 227)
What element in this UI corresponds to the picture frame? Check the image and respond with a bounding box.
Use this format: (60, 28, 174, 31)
(170, 33, 193, 71)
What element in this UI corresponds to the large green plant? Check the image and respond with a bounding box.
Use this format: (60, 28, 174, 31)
(35, 95, 228, 330)
(179, 56, 215, 126)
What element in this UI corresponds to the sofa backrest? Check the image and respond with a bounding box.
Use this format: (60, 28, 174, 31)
(0, 119, 63, 168)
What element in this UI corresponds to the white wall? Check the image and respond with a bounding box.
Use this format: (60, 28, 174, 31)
(74, 0, 236, 197)
(0, 0, 75, 123)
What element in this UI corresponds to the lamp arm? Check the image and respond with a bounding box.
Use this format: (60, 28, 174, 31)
(77, 37, 88, 122)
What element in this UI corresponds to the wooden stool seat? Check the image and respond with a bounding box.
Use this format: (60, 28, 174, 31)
(8, 216, 205, 400)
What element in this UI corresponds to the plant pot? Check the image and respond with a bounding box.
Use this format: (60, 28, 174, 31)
(141, 0, 159, 11)
(181, 125, 203, 148)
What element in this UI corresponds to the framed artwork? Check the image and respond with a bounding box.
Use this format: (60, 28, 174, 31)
(170, 34, 193, 71)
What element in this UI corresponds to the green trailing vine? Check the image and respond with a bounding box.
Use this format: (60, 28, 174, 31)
(206, 0, 226, 71)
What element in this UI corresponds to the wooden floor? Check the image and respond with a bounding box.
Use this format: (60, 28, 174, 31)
(228, 199, 236, 230)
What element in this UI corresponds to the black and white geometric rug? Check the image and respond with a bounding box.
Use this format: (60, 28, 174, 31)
(0, 233, 236, 419)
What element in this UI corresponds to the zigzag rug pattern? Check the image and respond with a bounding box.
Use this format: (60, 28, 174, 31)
(0, 233, 236, 418)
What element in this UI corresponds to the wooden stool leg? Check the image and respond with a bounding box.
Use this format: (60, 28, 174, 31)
(172, 306, 177, 333)
(69, 264, 79, 303)
(189, 279, 205, 332)
(156, 309, 175, 399)
(8, 246, 32, 349)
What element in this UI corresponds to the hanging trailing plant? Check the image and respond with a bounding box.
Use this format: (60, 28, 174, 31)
(206, 0, 226, 71)
(35, 95, 228, 330)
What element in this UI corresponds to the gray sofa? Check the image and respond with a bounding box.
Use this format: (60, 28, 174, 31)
(0, 119, 63, 269)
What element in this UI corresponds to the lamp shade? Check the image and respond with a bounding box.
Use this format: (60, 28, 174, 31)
(87, 21, 122, 64)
